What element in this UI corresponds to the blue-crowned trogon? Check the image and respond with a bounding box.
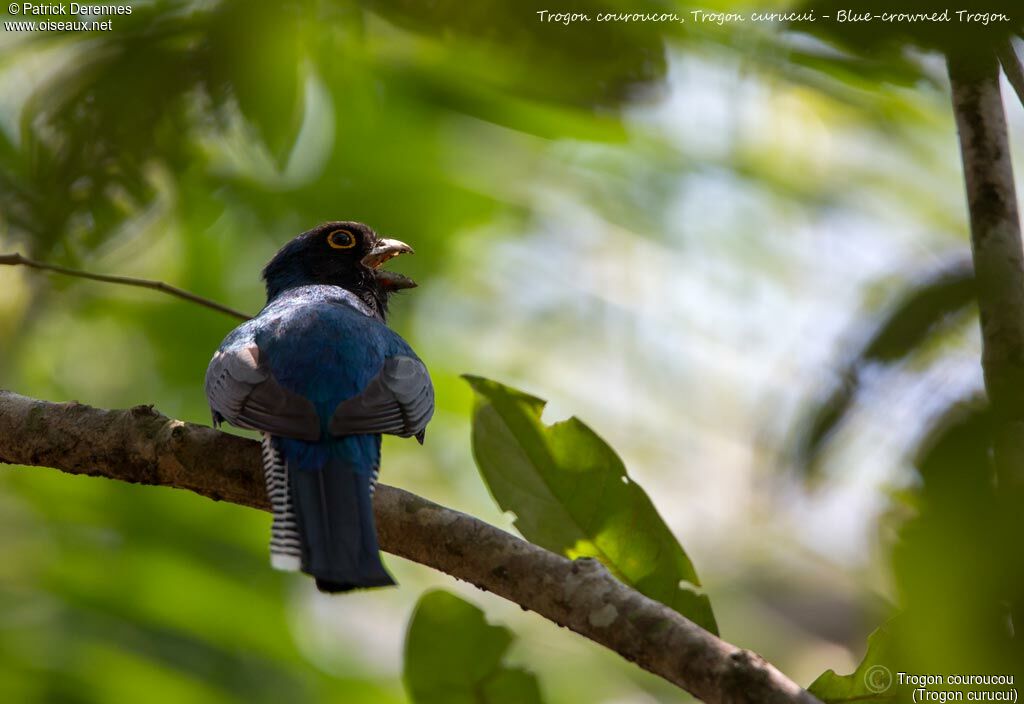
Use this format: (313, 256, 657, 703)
(205, 222, 433, 592)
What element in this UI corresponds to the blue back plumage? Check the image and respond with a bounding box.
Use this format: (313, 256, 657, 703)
(251, 285, 415, 472)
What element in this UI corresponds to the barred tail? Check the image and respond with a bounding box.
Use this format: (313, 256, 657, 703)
(261, 433, 301, 571)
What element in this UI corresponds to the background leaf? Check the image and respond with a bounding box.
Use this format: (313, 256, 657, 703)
(808, 619, 907, 704)
(793, 255, 976, 477)
(363, 0, 669, 109)
(464, 375, 717, 634)
(403, 589, 543, 704)
(809, 398, 1023, 702)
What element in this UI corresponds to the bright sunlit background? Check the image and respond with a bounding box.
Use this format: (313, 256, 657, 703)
(2, 1, 1022, 702)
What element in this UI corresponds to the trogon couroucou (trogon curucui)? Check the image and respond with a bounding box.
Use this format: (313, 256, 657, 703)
(205, 222, 433, 592)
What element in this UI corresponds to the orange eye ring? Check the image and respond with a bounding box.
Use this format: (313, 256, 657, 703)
(327, 229, 357, 249)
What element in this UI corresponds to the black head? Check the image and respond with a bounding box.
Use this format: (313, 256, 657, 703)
(262, 221, 415, 317)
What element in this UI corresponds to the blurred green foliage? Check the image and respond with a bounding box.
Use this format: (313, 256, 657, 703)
(809, 619, 902, 703)
(403, 590, 543, 704)
(795, 0, 1022, 56)
(2, 0, 1023, 702)
(809, 399, 1023, 702)
(795, 255, 977, 478)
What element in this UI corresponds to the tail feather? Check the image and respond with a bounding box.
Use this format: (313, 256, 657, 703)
(262, 434, 302, 572)
(289, 457, 395, 593)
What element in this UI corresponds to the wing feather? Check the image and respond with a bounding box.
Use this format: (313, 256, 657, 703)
(329, 356, 434, 440)
(205, 342, 321, 442)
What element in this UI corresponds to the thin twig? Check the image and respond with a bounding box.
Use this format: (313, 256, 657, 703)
(997, 40, 1024, 111)
(0, 252, 251, 321)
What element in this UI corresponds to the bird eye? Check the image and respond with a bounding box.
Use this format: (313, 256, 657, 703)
(327, 229, 357, 249)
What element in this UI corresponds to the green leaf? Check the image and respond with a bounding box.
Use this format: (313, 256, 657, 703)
(403, 590, 544, 704)
(208, 0, 305, 163)
(809, 619, 910, 704)
(363, 0, 668, 109)
(464, 375, 717, 635)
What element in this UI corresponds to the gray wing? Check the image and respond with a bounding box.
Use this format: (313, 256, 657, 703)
(329, 356, 434, 442)
(205, 342, 321, 442)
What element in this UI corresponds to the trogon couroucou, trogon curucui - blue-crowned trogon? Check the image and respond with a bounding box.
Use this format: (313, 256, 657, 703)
(204, 222, 434, 593)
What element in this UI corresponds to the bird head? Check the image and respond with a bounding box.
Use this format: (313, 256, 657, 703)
(262, 221, 416, 316)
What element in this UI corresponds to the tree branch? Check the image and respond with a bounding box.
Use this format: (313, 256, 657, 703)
(0, 252, 251, 321)
(948, 51, 1024, 492)
(947, 48, 1024, 633)
(0, 390, 820, 704)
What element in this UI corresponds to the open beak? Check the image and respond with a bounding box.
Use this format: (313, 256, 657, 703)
(362, 238, 416, 289)
(362, 238, 414, 269)
(373, 269, 417, 290)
